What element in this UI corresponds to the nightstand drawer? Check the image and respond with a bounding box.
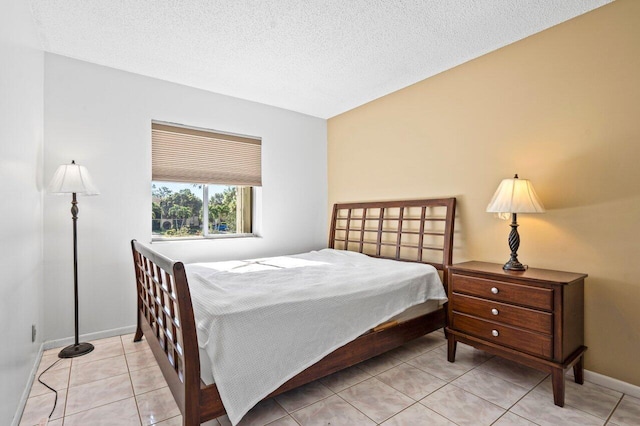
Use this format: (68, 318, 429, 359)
(452, 312, 553, 359)
(451, 274, 553, 311)
(451, 293, 552, 334)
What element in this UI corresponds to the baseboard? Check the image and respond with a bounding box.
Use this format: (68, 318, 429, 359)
(583, 369, 640, 399)
(12, 344, 44, 426)
(42, 325, 137, 350)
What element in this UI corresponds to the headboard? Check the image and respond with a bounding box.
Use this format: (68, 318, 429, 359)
(329, 198, 456, 271)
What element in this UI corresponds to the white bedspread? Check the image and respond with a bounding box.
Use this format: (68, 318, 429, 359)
(186, 249, 447, 425)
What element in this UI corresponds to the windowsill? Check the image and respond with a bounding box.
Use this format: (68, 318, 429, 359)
(151, 233, 261, 243)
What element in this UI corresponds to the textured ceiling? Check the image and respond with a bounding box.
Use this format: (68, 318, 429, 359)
(29, 0, 612, 118)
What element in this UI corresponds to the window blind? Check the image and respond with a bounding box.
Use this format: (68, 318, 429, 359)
(152, 122, 262, 186)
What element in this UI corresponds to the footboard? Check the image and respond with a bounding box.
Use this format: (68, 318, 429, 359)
(131, 240, 201, 424)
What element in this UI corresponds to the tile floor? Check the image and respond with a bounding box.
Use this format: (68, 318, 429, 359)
(19, 330, 640, 425)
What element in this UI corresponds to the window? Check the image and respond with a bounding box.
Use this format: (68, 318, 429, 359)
(151, 122, 261, 239)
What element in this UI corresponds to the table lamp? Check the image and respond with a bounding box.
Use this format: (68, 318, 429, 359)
(486, 174, 545, 271)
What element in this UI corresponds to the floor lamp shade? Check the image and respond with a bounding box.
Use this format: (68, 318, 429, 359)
(48, 161, 100, 195)
(487, 174, 544, 271)
(49, 160, 99, 358)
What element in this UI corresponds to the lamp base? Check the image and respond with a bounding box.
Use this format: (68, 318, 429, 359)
(503, 259, 526, 271)
(58, 342, 95, 358)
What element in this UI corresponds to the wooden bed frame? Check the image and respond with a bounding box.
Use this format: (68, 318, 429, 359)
(131, 197, 456, 425)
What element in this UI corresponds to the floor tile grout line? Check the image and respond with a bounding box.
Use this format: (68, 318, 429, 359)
(273, 382, 336, 415)
(133, 383, 172, 398)
(447, 381, 507, 411)
(59, 359, 73, 422)
(70, 348, 126, 366)
(20, 359, 67, 425)
(423, 360, 476, 426)
(280, 381, 339, 414)
(150, 414, 180, 426)
(502, 373, 548, 422)
(272, 391, 298, 415)
(377, 359, 450, 402)
(471, 354, 628, 423)
(601, 392, 624, 425)
(61, 395, 136, 423)
(449, 366, 539, 412)
(528, 376, 625, 422)
(263, 413, 300, 426)
(472, 358, 549, 390)
(61, 345, 137, 424)
(503, 379, 557, 426)
(305, 373, 375, 421)
(373, 401, 416, 425)
(125, 355, 145, 426)
(411, 352, 501, 426)
(506, 395, 539, 425)
(27, 357, 72, 423)
(415, 399, 465, 426)
(67, 353, 129, 388)
(365, 346, 482, 424)
(68, 370, 131, 386)
(364, 373, 422, 425)
(344, 369, 444, 425)
(333, 392, 380, 425)
(387, 400, 463, 426)
(185, 351, 616, 424)
(123, 342, 153, 354)
(491, 410, 543, 426)
(27, 363, 71, 400)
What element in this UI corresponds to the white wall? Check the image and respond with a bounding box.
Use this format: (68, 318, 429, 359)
(0, 0, 44, 423)
(43, 54, 328, 341)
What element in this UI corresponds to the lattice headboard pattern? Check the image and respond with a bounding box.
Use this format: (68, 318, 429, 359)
(132, 244, 188, 384)
(329, 198, 456, 270)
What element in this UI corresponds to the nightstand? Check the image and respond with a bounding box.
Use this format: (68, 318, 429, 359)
(445, 261, 587, 407)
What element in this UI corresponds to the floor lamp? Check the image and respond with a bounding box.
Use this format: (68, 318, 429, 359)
(48, 160, 100, 358)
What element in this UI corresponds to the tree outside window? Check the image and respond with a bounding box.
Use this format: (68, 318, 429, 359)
(152, 182, 249, 238)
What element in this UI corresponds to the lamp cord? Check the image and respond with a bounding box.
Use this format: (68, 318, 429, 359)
(36, 358, 61, 419)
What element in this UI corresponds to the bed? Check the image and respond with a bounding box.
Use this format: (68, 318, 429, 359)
(131, 197, 456, 425)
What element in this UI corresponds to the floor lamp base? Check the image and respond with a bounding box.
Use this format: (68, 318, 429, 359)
(59, 342, 95, 358)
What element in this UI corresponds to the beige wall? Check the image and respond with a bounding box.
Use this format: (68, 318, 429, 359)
(328, 0, 640, 386)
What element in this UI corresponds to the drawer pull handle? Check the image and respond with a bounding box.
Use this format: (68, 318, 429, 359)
(491, 308, 499, 315)
(492, 329, 499, 337)
(491, 287, 499, 294)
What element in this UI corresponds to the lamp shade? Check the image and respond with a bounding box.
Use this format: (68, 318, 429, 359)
(48, 161, 100, 195)
(486, 175, 544, 213)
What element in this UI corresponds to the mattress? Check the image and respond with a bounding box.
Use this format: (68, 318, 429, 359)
(198, 298, 441, 385)
(186, 248, 447, 424)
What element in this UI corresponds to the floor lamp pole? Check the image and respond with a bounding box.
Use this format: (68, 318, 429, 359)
(59, 192, 94, 358)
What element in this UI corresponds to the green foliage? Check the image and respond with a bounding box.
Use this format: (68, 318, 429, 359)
(152, 185, 202, 236)
(162, 189, 202, 220)
(152, 183, 239, 236)
(165, 226, 201, 237)
(168, 204, 192, 219)
(209, 187, 237, 232)
(167, 204, 192, 229)
(152, 202, 162, 219)
(152, 184, 173, 199)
